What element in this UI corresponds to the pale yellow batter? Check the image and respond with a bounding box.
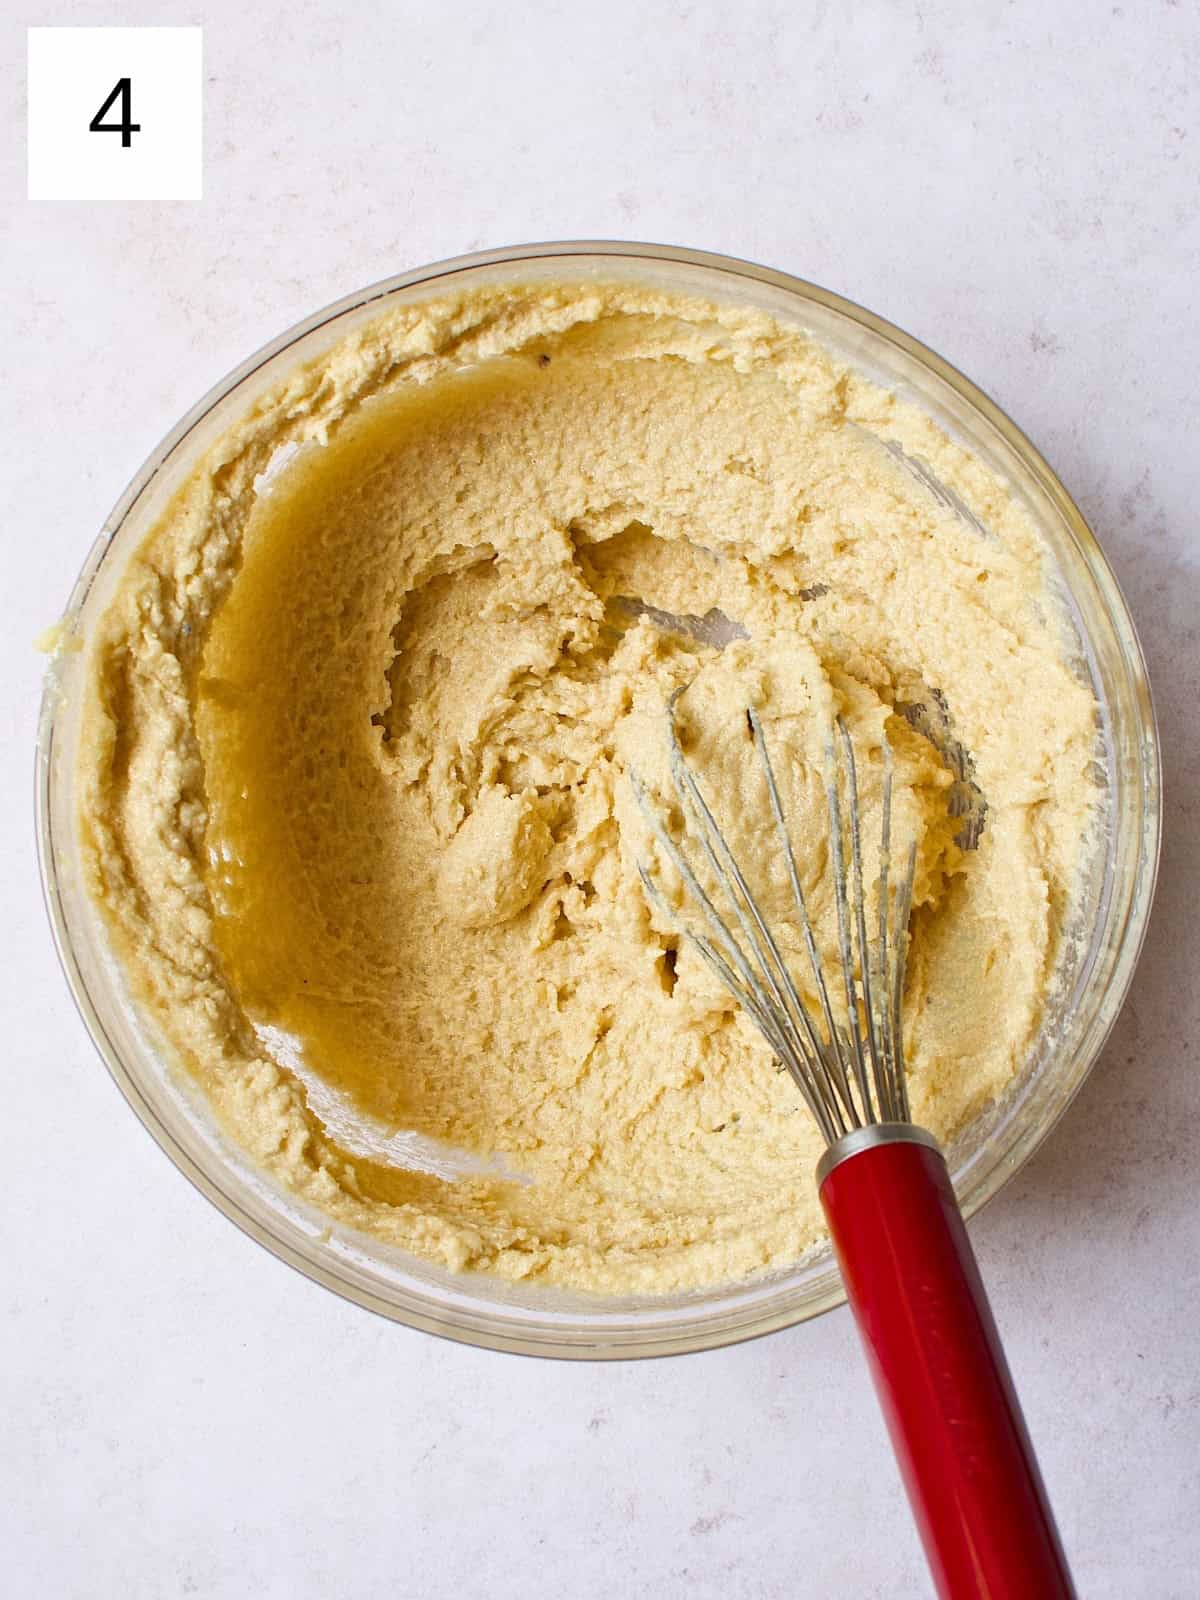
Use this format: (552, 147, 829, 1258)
(78, 281, 1097, 1293)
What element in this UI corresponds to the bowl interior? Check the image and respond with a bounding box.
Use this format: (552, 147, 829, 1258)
(37, 243, 1160, 1357)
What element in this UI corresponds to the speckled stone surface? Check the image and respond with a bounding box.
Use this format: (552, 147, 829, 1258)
(4, 2, 1197, 1595)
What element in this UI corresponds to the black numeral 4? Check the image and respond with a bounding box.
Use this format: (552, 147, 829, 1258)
(89, 78, 141, 148)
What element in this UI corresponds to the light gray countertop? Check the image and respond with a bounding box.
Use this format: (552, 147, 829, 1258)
(4, 2, 1197, 1595)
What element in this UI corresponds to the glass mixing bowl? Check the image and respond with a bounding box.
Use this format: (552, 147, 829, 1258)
(36, 242, 1161, 1358)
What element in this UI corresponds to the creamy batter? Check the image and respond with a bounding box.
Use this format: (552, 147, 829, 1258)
(78, 281, 1097, 1293)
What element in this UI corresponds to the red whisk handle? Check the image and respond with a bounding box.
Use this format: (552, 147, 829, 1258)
(818, 1125, 1076, 1600)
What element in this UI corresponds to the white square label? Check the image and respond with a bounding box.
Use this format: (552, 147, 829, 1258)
(27, 27, 202, 201)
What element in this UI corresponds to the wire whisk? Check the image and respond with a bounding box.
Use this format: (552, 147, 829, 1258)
(631, 692, 916, 1144)
(629, 690, 1077, 1600)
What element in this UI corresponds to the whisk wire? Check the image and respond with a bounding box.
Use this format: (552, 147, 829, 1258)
(633, 699, 918, 1143)
(747, 707, 854, 1137)
(631, 774, 843, 1141)
(630, 776, 839, 1137)
(665, 706, 838, 1113)
(891, 840, 917, 1123)
(876, 741, 897, 1115)
(830, 719, 877, 1125)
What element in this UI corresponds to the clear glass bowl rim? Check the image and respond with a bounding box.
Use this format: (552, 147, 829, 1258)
(36, 239, 1162, 1360)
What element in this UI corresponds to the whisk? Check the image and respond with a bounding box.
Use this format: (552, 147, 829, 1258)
(633, 696, 1077, 1600)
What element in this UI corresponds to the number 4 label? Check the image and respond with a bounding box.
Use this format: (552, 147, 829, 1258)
(89, 78, 141, 148)
(28, 27, 202, 200)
